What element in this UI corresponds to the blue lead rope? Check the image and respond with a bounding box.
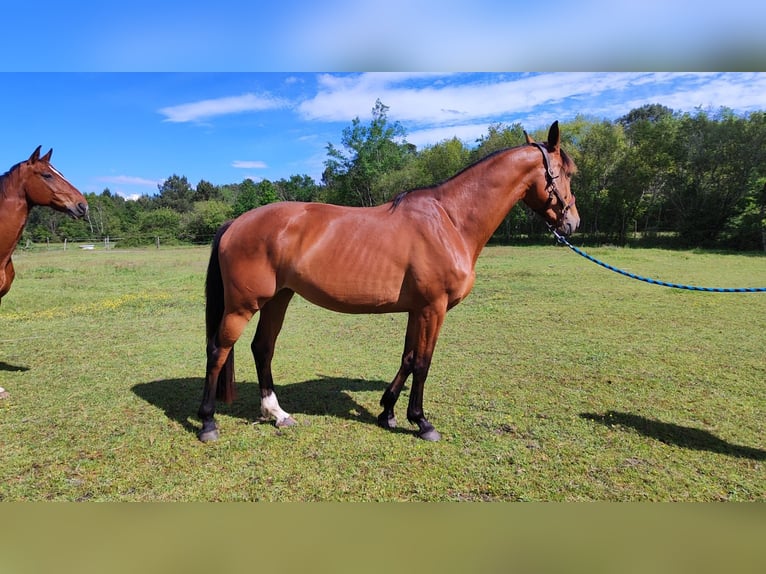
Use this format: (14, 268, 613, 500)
(550, 230, 766, 293)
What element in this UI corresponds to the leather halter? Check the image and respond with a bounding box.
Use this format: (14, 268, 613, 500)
(530, 142, 575, 217)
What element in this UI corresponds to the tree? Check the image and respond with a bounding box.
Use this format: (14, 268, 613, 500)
(718, 110, 766, 250)
(275, 175, 320, 202)
(139, 208, 181, 241)
(574, 120, 627, 240)
(418, 137, 471, 184)
(24, 207, 60, 242)
(156, 174, 194, 213)
(231, 179, 280, 217)
(256, 180, 279, 205)
(619, 107, 679, 241)
(194, 179, 220, 202)
(231, 178, 259, 217)
(323, 99, 415, 206)
(472, 122, 526, 159)
(183, 200, 232, 243)
(668, 109, 755, 246)
(618, 103, 674, 127)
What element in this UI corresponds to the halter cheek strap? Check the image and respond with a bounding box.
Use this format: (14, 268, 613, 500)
(531, 143, 556, 182)
(530, 143, 575, 214)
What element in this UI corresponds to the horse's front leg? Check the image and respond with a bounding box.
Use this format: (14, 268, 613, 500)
(406, 362, 441, 441)
(405, 306, 446, 441)
(378, 349, 413, 430)
(378, 313, 420, 430)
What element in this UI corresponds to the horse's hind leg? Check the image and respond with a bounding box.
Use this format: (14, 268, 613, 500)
(198, 341, 228, 442)
(252, 289, 296, 427)
(198, 311, 251, 442)
(0, 259, 15, 301)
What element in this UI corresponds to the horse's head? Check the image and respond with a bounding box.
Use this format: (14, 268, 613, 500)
(20, 146, 88, 218)
(523, 121, 579, 236)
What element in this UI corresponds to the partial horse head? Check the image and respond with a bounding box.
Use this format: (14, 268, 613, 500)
(19, 146, 88, 218)
(524, 122, 579, 236)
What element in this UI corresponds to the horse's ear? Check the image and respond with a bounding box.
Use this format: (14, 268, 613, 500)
(546, 121, 560, 152)
(29, 145, 42, 163)
(524, 130, 535, 144)
(41, 148, 53, 163)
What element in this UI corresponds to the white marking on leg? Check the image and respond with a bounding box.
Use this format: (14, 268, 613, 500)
(261, 392, 292, 425)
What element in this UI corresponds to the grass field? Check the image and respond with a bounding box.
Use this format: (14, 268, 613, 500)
(1, 243, 764, 501)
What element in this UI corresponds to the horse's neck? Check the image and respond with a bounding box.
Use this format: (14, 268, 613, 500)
(0, 176, 30, 264)
(436, 148, 533, 262)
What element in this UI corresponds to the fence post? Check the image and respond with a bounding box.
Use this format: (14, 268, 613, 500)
(156, 236, 160, 249)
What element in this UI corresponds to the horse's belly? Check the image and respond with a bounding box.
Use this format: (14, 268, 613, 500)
(286, 262, 406, 314)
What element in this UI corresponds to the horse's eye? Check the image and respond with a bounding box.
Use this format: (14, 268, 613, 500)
(42, 173, 53, 179)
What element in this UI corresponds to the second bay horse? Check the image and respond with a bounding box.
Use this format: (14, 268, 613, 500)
(0, 146, 89, 303)
(0, 146, 88, 399)
(199, 121, 579, 441)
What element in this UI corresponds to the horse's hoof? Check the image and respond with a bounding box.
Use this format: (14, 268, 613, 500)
(276, 416, 297, 428)
(198, 428, 220, 442)
(417, 428, 442, 441)
(377, 412, 397, 430)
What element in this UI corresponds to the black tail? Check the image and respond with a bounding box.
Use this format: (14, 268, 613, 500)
(205, 220, 236, 403)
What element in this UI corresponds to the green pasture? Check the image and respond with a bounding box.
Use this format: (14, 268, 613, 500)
(1, 243, 764, 501)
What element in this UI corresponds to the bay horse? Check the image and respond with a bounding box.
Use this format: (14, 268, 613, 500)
(199, 121, 579, 442)
(0, 146, 88, 399)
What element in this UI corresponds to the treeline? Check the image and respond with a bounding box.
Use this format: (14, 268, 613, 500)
(23, 100, 766, 250)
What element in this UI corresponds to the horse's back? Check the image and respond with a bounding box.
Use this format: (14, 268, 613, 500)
(218, 202, 397, 311)
(218, 200, 473, 313)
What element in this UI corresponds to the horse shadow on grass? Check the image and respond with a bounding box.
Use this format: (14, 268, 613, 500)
(0, 361, 30, 372)
(580, 410, 766, 461)
(132, 375, 400, 437)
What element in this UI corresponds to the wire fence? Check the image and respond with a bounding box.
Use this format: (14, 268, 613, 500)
(19, 233, 219, 252)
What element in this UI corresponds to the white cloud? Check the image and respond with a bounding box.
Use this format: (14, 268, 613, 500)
(97, 175, 159, 186)
(116, 192, 143, 201)
(406, 124, 492, 148)
(232, 160, 268, 169)
(159, 93, 288, 123)
(297, 72, 766, 152)
(298, 72, 691, 127)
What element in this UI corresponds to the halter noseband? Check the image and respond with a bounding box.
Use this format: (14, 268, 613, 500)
(530, 142, 575, 217)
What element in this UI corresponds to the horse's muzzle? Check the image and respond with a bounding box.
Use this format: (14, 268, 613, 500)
(557, 218, 579, 236)
(68, 202, 89, 219)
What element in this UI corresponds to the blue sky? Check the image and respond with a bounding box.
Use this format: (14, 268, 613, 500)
(1, 1, 765, 199)
(2, 73, 766, 200)
(2, 1, 764, 71)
